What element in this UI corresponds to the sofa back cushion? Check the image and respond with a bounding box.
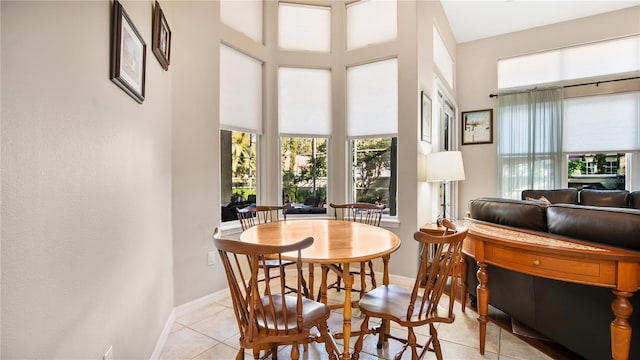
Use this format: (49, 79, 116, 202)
(632, 191, 640, 210)
(469, 197, 548, 232)
(547, 204, 640, 251)
(579, 189, 630, 208)
(521, 189, 578, 204)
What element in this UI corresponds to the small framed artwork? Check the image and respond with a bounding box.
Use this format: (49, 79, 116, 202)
(462, 109, 493, 145)
(421, 91, 432, 143)
(110, 0, 146, 103)
(152, 1, 171, 70)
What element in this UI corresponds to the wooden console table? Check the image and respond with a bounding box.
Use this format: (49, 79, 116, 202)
(462, 219, 640, 360)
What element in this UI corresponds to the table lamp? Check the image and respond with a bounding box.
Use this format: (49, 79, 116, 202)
(426, 151, 466, 225)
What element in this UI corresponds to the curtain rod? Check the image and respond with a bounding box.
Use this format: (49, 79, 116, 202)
(489, 76, 640, 98)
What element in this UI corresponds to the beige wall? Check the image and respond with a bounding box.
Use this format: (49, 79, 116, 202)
(456, 6, 640, 213)
(1, 1, 174, 358)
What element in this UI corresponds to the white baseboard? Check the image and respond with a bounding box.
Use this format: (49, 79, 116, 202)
(150, 309, 175, 360)
(150, 288, 229, 360)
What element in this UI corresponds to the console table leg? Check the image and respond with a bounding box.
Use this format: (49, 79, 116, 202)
(477, 261, 489, 355)
(611, 289, 633, 360)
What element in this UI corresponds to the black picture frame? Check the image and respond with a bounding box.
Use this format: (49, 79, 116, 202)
(110, 0, 146, 103)
(462, 109, 493, 145)
(152, 1, 171, 70)
(421, 91, 432, 143)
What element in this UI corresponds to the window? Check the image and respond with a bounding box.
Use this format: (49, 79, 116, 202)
(279, 3, 330, 52)
(351, 137, 397, 215)
(220, 130, 258, 222)
(219, 44, 262, 222)
(347, 58, 398, 214)
(568, 153, 626, 190)
(278, 67, 331, 206)
(281, 137, 327, 204)
(346, 0, 397, 50)
(498, 35, 640, 90)
(220, 0, 263, 43)
(563, 92, 639, 190)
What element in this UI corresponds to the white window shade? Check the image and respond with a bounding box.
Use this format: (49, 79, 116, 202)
(279, 3, 330, 52)
(347, 58, 398, 138)
(220, 0, 263, 43)
(498, 35, 640, 90)
(278, 67, 331, 136)
(433, 27, 453, 89)
(346, 0, 397, 50)
(563, 92, 640, 153)
(220, 45, 263, 134)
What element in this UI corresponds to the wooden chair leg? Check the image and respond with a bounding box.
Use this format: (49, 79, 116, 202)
(317, 322, 339, 360)
(353, 314, 370, 360)
(236, 347, 245, 360)
(408, 327, 419, 360)
(359, 262, 366, 299)
(290, 342, 299, 360)
(368, 260, 377, 288)
(430, 324, 443, 360)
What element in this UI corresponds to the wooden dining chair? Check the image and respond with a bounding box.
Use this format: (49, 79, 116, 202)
(320, 202, 386, 300)
(236, 205, 308, 297)
(214, 231, 340, 360)
(352, 219, 468, 360)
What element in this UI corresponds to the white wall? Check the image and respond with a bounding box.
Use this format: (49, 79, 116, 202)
(1, 1, 174, 358)
(456, 6, 640, 212)
(170, 1, 225, 306)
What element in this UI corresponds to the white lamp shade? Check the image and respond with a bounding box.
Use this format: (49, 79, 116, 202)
(426, 151, 466, 182)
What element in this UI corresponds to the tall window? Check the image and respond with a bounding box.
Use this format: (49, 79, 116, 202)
(281, 137, 327, 203)
(220, 44, 262, 221)
(279, 67, 331, 205)
(347, 59, 398, 215)
(563, 92, 640, 190)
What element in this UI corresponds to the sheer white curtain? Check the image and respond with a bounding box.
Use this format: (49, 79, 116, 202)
(497, 88, 563, 198)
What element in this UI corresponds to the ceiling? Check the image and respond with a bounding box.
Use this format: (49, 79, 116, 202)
(441, 0, 640, 43)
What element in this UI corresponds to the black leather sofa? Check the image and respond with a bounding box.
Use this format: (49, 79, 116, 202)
(466, 189, 640, 360)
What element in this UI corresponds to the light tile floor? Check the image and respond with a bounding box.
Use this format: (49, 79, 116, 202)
(160, 271, 554, 360)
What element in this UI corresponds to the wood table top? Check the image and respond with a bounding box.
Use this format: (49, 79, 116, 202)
(239, 219, 401, 264)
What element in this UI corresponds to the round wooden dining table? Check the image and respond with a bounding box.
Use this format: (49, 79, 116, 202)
(240, 219, 401, 360)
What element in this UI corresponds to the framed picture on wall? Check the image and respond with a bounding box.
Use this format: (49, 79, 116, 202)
(152, 1, 171, 70)
(110, 0, 146, 103)
(462, 109, 493, 145)
(421, 91, 432, 143)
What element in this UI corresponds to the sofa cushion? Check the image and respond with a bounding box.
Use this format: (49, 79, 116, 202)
(632, 191, 640, 210)
(521, 189, 578, 204)
(547, 204, 640, 251)
(579, 189, 629, 208)
(469, 197, 548, 232)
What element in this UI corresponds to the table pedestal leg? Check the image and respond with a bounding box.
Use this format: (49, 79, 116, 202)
(341, 263, 352, 360)
(611, 289, 633, 360)
(477, 261, 489, 355)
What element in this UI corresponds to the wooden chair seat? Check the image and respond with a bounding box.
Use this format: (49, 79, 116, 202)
(358, 284, 453, 327)
(257, 295, 331, 330)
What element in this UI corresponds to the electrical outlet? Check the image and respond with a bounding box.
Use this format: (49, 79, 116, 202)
(103, 346, 114, 360)
(207, 251, 216, 266)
